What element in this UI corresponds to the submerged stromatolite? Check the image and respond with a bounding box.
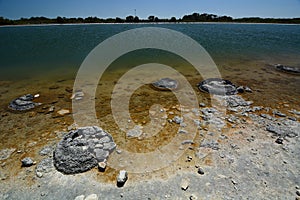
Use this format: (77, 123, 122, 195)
(274, 64, 300, 74)
(8, 94, 41, 111)
(152, 78, 178, 90)
(53, 126, 116, 174)
(197, 78, 237, 96)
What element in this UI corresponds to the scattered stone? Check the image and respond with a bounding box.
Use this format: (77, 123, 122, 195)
(266, 120, 299, 138)
(39, 146, 53, 156)
(8, 94, 41, 111)
(71, 91, 85, 100)
(197, 78, 237, 96)
(275, 138, 284, 144)
(0, 148, 16, 160)
(244, 86, 253, 93)
(290, 109, 300, 116)
(21, 157, 34, 167)
(47, 106, 55, 113)
(186, 156, 192, 162)
(35, 158, 54, 176)
(85, 194, 98, 200)
(190, 194, 198, 200)
(126, 125, 143, 138)
(74, 195, 85, 200)
(98, 161, 107, 172)
(274, 110, 286, 117)
(117, 170, 128, 187)
(237, 86, 244, 93)
(231, 179, 238, 185)
(199, 103, 206, 107)
(200, 140, 219, 150)
(152, 78, 178, 90)
(181, 140, 194, 145)
(179, 129, 188, 134)
(57, 109, 70, 116)
(197, 167, 205, 175)
(288, 117, 297, 121)
(173, 116, 183, 124)
(296, 190, 300, 196)
(36, 172, 43, 178)
(53, 126, 116, 174)
(218, 95, 252, 107)
(181, 179, 189, 191)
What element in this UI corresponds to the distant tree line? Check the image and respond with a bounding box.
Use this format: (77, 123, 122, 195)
(1, 13, 300, 25)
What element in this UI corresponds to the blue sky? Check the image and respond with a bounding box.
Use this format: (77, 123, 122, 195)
(0, 0, 300, 19)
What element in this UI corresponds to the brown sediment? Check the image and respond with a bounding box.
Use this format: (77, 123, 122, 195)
(0, 58, 299, 187)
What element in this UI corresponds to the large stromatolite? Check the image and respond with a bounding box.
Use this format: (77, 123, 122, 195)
(8, 94, 41, 111)
(53, 126, 116, 174)
(197, 78, 237, 96)
(152, 78, 178, 90)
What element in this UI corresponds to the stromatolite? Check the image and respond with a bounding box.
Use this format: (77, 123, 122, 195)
(53, 126, 116, 174)
(197, 78, 237, 96)
(152, 78, 178, 90)
(8, 94, 41, 111)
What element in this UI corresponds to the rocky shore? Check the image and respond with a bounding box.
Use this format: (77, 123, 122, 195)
(1, 89, 299, 199)
(0, 69, 299, 200)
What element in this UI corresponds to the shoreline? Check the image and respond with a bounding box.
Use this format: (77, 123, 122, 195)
(1, 21, 300, 28)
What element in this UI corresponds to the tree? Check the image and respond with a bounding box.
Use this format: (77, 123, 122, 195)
(56, 16, 65, 24)
(126, 15, 134, 22)
(133, 16, 139, 22)
(148, 15, 155, 22)
(115, 17, 123, 23)
(170, 17, 176, 22)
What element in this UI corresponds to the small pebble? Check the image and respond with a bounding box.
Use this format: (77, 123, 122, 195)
(190, 194, 198, 200)
(74, 195, 85, 200)
(199, 103, 206, 107)
(98, 162, 107, 172)
(197, 167, 205, 175)
(21, 157, 34, 167)
(181, 179, 189, 191)
(85, 194, 98, 200)
(275, 138, 283, 144)
(117, 170, 128, 187)
(296, 190, 300, 196)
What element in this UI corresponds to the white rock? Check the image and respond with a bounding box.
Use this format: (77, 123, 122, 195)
(74, 195, 85, 200)
(181, 179, 189, 191)
(84, 194, 98, 200)
(126, 125, 143, 138)
(98, 162, 106, 171)
(117, 170, 128, 186)
(36, 172, 43, 178)
(57, 109, 70, 116)
(34, 94, 40, 98)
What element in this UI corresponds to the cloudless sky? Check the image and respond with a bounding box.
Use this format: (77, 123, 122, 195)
(0, 0, 300, 20)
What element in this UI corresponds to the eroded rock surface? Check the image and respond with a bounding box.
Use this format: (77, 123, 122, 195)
(53, 126, 116, 174)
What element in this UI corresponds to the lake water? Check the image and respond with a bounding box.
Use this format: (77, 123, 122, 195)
(1, 23, 300, 80)
(0, 23, 299, 179)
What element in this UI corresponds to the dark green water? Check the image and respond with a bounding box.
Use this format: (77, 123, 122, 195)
(0, 23, 300, 80)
